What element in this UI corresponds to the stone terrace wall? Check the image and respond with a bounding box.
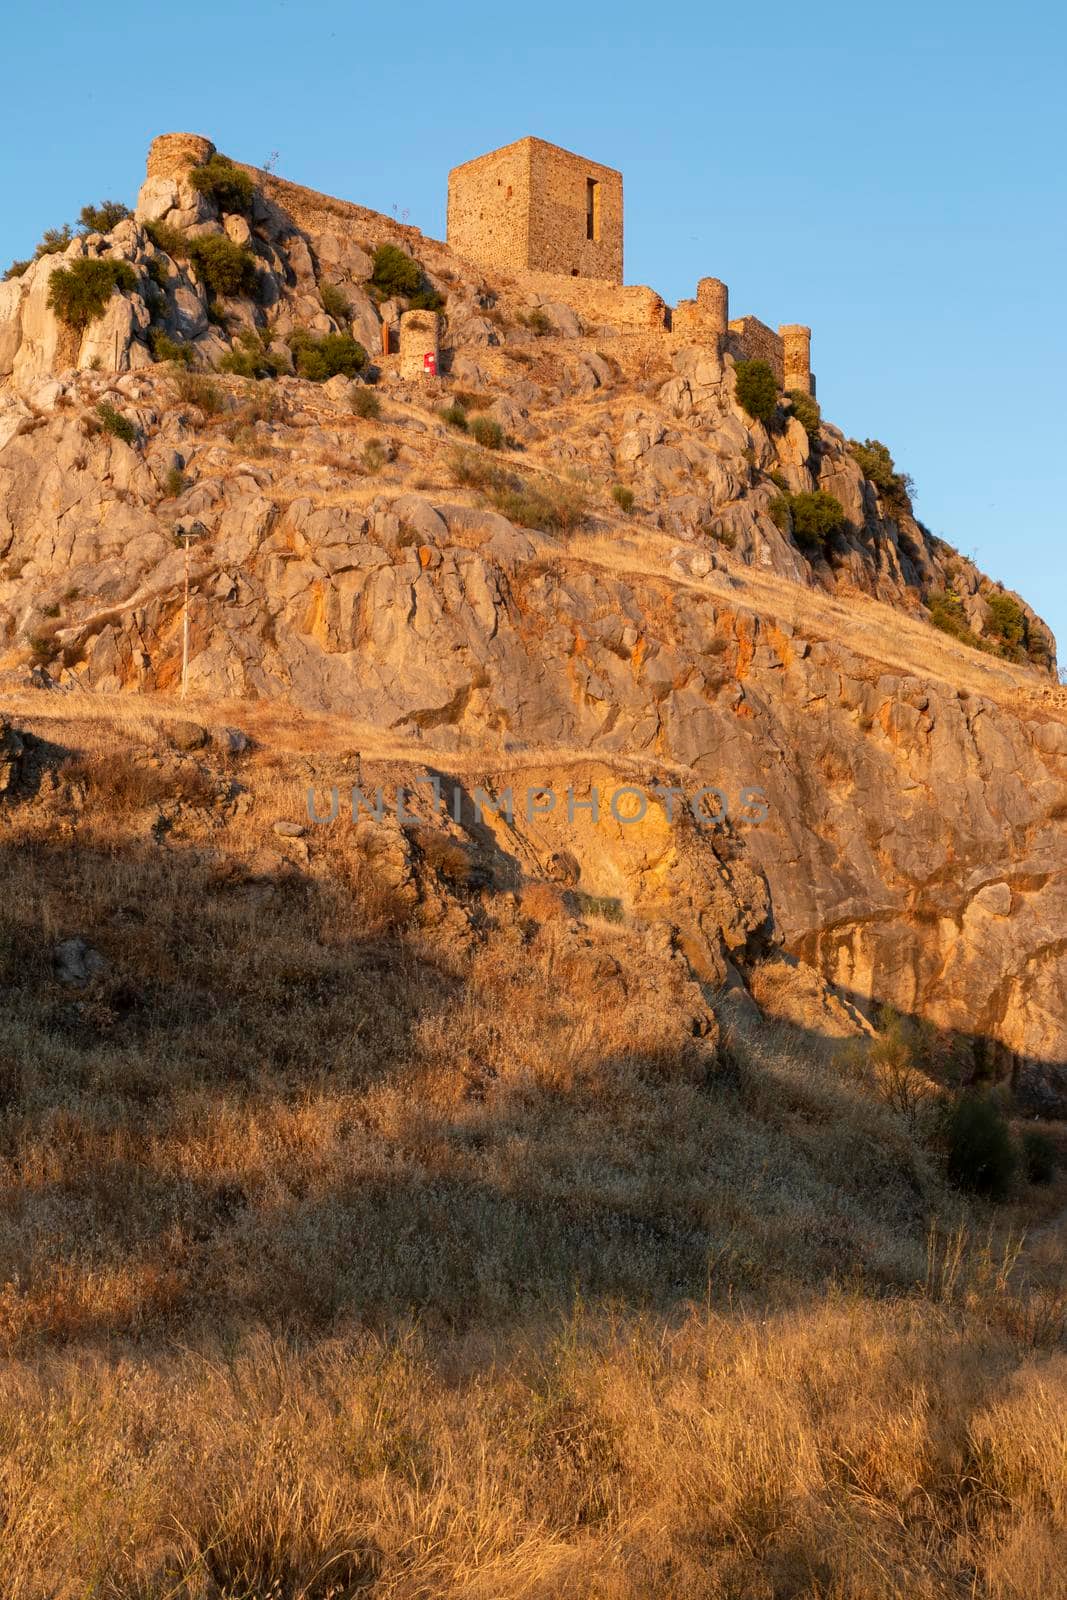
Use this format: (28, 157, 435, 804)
(728, 316, 784, 385)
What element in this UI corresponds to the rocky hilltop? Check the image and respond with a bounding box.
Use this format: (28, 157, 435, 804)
(1, 134, 1064, 1099)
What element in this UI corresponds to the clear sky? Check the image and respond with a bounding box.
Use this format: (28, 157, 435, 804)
(3, 0, 1064, 663)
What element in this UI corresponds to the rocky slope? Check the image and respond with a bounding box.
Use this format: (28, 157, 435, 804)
(0, 136, 1064, 1098)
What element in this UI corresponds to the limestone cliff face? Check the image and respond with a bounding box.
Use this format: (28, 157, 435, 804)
(0, 138, 1063, 1096)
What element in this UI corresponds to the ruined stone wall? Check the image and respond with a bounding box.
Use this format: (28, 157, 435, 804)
(448, 138, 622, 283)
(447, 142, 532, 276)
(235, 162, 434, 254)
(728, 316, 784, 385)
(518, 272, 666, 331)
(146, 133, 216, 180)
(672, 277, 728, 344)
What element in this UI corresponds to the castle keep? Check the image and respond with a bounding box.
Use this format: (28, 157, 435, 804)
(447, 137, 623, 283)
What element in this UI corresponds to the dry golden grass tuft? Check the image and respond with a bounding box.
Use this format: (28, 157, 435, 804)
(0, 707, 1063, 1596)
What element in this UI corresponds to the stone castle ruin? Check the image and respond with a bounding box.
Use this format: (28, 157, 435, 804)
(147, 131, 813, 392)
(446, 136, 813, 394)
(0, 130, 812, 399)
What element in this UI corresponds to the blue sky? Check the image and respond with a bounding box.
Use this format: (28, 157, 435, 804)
(3, 0, 1064, 662)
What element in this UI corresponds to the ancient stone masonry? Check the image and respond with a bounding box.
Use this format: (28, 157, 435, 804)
(780, 325, 813, 396)
(728, 317, 785, 385)
(146, 132, 216, 180)
(448, 137, 623, 283)
(399, 310, 440, 379)
(672, 277, 729, 342)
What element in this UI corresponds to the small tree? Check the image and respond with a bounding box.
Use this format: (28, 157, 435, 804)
(370, 243, 422, 298)
(47, 258, 138, 332)
(789, 490, 846, 550)
(944, 1093, 1017, 1200)
(369, 243, 443, 309)
(186, 236, 258, 298)
(287, 330, 367, 382)
(848, 437, 914, 514)
(78, 200, 132, 234)
(733, 360, 778, 425)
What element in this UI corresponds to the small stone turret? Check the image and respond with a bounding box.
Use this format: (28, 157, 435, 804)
(399, 311, 441, 380)
(779, 324, 812, 395)
(696, 277, 728, 335)
(672, 276, 729, 347)
(146, 133, 216, 181)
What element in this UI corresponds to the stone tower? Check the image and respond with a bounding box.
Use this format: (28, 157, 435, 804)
(779, 324, 812, 395)
(447, 137, 623, 283)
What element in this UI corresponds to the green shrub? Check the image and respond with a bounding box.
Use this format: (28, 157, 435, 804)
(220, 330, 287, 379)
(407, 286, 445, 311)
(164, 465, 189, 498)
(145, 257, 170, 289)
(927, 590, 989, 651)
(787, 388, 821, 442)
(47, 258, 138, 332)
(986, 593, 1026, 649)
(944, 1093, 1017, 1200)
(612, 484, 635, 514)
(769, 489, 846, 550)
(350, 386, 381, 420)
(469, 415, 504, 450)
(848, 438, 914, 514)
(768, 469, 788, 491)
(187, 154, 255, 213)
(144, 221, 188, 258)
(147, 328, 195, 367)
(78, 200, 132, 235)
(94, 401, 137, 445)
(733, 360, 778, 425)
(287, 330, 367, 382)
(186, 236, 258, 298)
(789, 490, 847, 550)
(368, 243, 443, 309)
(1021, 1129, 1057, 1185)
(3, 259, 31, 281)
(370, 243, 422, 298)
(320, 283, 351, 323)
(439, 402, 469, 432)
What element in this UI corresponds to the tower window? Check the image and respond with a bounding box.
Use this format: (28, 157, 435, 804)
(586, 178, 601, 242)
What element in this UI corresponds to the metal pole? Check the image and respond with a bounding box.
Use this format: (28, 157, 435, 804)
(181, 534, 191, 700)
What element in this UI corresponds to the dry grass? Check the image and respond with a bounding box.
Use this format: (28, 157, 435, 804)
(0, 716, 1064, 1596)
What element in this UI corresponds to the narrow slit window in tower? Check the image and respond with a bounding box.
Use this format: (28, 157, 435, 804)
(586, 178, 600, 243)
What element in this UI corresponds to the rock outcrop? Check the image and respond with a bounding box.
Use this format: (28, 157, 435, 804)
(1, 134, 1063, 1099)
